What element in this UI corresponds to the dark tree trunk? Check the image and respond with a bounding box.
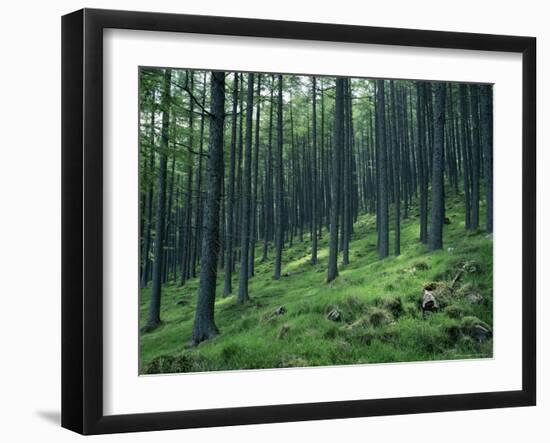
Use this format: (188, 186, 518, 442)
(429, 82, 446, 250)
(480, 84, 493, 233)
(146, 69, 171, 330)
(416, 82, 428, 244)
(178, 72, 196, 285)
(223, 74, 239, 296)
(249, 75, 261, 277)
(459, 84, 472, 229)
(327, 78, 345, 283)
(163, 154, 176, 283)
(191, 71, 225, 346)
(140, 96, 155, 289)
(192, 73, 208, 278)
(390, 80, 401, 255)
(311, 76, 319, 265)
(234, 74, 245, 271)
(469, 84, 481, 230)
(274, 75, 284, 280)
(342, 79, 351, 265)
(262, 76, 275, 262)
(376, 80, 389, 258)
(237, 73, 255, 304)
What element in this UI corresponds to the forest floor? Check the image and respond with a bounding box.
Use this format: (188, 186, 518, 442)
(140, 194, 493, 374)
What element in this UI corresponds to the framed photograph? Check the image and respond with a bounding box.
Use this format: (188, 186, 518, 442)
(61, 8, 536, 435)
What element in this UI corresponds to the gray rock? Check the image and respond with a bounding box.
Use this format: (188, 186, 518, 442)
(422, 290, 439, 312)
(326, 308, 342, 322)
(274, 306, 287, 316)
(465, 293, 483, 304)
(471, 324, 491, 342)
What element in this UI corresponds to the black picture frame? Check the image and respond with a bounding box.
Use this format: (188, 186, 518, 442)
(62, 8, 536, 435)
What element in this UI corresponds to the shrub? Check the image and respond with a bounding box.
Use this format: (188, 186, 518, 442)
(444, 305, 464, 319)
(413, 261, 430, 271)
(143, 354, 198, 374)
(367, 307, 393, 327)
(375, 296, 404, 318)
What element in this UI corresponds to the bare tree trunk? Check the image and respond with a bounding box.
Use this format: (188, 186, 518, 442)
(237, 73, 255, 304)
(327, 78, 345, 283)
(376, 80, 389, 258)
(192, 71, 225, 346)
(146, 69, 171, 330)
(224, 74, 239, 296)
(429, 82, 446, 250)
(274, 75, 284, 280)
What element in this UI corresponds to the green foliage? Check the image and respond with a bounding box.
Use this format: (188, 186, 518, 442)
(140, 193, 493, 373)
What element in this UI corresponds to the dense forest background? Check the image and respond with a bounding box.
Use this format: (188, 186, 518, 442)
(138, 68, 493, 374)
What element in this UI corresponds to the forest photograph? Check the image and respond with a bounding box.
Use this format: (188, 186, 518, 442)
(138, 67, 493, 375)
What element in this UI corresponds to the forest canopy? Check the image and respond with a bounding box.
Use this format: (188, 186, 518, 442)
(138, 68, 493, 373)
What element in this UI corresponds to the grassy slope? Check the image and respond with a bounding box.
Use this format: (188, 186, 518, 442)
(140, 194, 493, 374)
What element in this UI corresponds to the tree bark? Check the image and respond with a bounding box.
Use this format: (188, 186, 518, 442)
(429, 82, 446, 250)
(262, 76, 275, 262)
(223, 74, 239, 296)
(140, 93, 156, 289)
(480, 84, 493, 233)
(390, 80, 401, 255)
(469, 84, 481, 230)
(192, 71, 225, 345)
(311, 76, 319, 264)
(237, 73, 255, 304)
(274, 75, 284, 280)
(459, 84, 472, 230)
(376, 80, 389, 258)
(249, 74, 262, 277)
(146, 69, 171, 330)
(327, 78, 345, 282)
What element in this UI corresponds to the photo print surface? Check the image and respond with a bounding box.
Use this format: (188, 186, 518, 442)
(138, 68, 493, 374)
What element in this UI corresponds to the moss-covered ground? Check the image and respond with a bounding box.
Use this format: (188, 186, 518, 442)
(140, 193, 492, 374)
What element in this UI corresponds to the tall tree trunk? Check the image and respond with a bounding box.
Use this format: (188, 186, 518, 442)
(459, 84, 472, 229)
(480, 84, 493, 233)
(469, 84, 481, 230)
(249, 75, 261, 277)
(262, 76, 275, 262)
(376, 80, 389, 258)
(223, 74, 239, 296)
(192, 73, 208, 278)
(180, 83, 195, 285)
(311, 76, 319, 264)
(163, 154, 176, 283)
(342, 79, 351, 265)
(146, 69, 171, 331)
(416, 82, 428, 243)
(274, 75, 284, 280)
(234, 74, 245, 270)
(390, 81, 401, 255)
(192, 71, 225, 345)
(327, 78, 345, 283)
(237, 73, 255, 304)
(429, 82, 446, 250)
(140, 95, 156, 289)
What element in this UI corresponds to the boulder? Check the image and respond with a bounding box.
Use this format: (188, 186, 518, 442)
(326, 308, 342, 322)
(471, 324, 491, 342)
(465, 292, 484, 304)
(422, 290, 439, 313)
(274, 306, 287, 316)
(260, 306, 287, 323)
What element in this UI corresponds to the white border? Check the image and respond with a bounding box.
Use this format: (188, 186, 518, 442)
(103, 29, 523, 415)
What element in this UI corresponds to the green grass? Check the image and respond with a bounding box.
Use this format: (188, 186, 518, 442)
(139, 193, 493, 374)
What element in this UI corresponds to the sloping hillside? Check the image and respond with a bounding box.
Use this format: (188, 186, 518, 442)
(140, 194, 492, 374)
